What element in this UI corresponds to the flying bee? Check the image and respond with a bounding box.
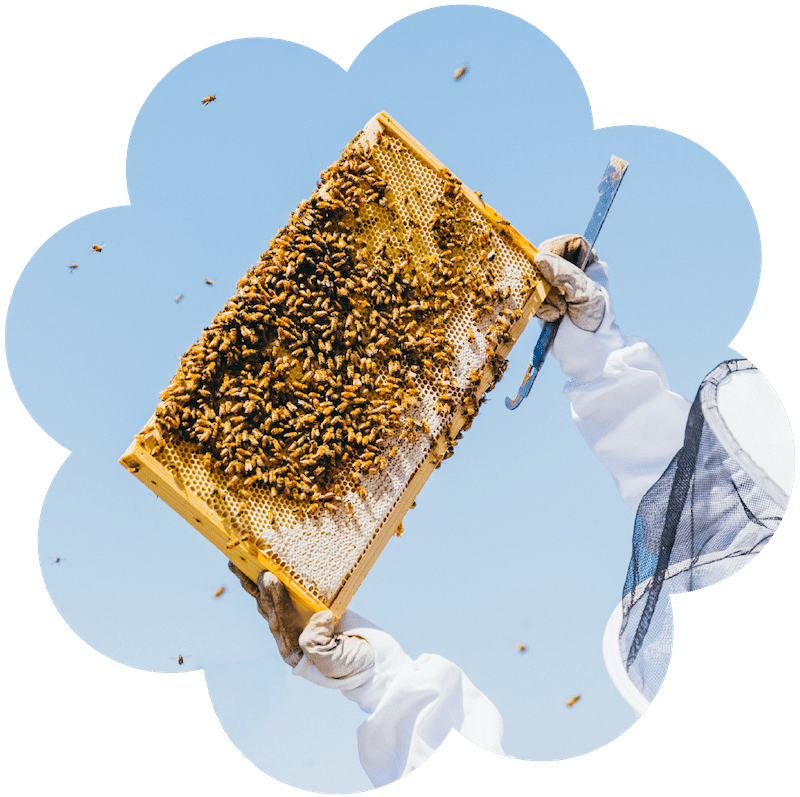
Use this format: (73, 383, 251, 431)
(68, 263, 79, 273)
(170, 654, 191, 666)
(214, 586, 226, 598)
(49, 556, 64, 565)
(201, 94, 217, 105)
(175, 294, 184, 303)
(205, 279, 214, 286)
(453, 64, 469, 81)
(567, 695, 581, 708)
(516, 643, 527, 653)
(91, 242, 105, 253)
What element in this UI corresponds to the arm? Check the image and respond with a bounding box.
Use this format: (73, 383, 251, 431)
(293, 610, 504, 787)
(230, 565, 504, 788)
(535, 237, 692, 511)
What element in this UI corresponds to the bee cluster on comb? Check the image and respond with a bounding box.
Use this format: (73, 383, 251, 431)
(122, 112, 547, 616)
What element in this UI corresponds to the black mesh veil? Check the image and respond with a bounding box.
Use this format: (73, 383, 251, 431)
(606, 360, 790, 709)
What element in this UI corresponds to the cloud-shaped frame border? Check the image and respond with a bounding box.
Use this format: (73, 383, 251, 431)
(12, 6, 786, 792)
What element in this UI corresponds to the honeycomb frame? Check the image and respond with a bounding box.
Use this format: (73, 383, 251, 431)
(120, 111, 550, 619)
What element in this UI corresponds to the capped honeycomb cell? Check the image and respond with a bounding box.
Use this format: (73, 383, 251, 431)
(120, 111, 550, 618)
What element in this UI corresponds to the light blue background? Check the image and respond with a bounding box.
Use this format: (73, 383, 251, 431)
(6, 6, 761, 793)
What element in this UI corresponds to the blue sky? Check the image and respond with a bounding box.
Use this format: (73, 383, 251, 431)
(2, 3, 798, 796)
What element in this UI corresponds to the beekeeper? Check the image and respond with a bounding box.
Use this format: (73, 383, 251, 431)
(231, 234, 791, 786)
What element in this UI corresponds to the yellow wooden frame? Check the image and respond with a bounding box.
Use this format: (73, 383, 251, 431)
(120, 111, 549, 620)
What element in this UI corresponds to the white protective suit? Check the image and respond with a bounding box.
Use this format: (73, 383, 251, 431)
(292, 256, 699, 786)
(550, 259, 693, 511)
(293, 611, 505, 786)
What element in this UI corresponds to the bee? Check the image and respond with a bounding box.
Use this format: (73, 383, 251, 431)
(175, 294, 184, 304)
(91, 243, 105, 253)
(68, 263, 78, 273)
(205, 280, 214, 286)
(566, 695, 581, 708)
(201, 95, 217, 105)
(516, 642, 527, 653)
(49, 556, 64, 565)
(214, 586, 226, 598)
(453, 64, 469, 81)
(170, 654, 191, 666)
(226, 531, 250, 549)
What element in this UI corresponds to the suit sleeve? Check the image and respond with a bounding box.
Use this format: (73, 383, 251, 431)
(292, 609, 504, 787)
(550, 260, 692, 511)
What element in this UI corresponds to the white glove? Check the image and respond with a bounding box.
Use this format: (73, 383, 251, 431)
(534, 234, 606, 332)
(299, 610, 375, 679)
(229, 562, 375, 677)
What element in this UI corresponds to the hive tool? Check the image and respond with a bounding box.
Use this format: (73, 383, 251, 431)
(505, 155, 629, 410)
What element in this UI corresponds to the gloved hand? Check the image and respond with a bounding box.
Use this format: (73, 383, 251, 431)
(534, 234, 606, 332)
(229, 562, 375, 678)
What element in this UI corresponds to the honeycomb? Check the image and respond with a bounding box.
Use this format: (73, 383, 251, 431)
(120, 112, 548, 615)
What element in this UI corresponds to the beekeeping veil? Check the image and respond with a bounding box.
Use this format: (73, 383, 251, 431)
(603, 360, 793, 715)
